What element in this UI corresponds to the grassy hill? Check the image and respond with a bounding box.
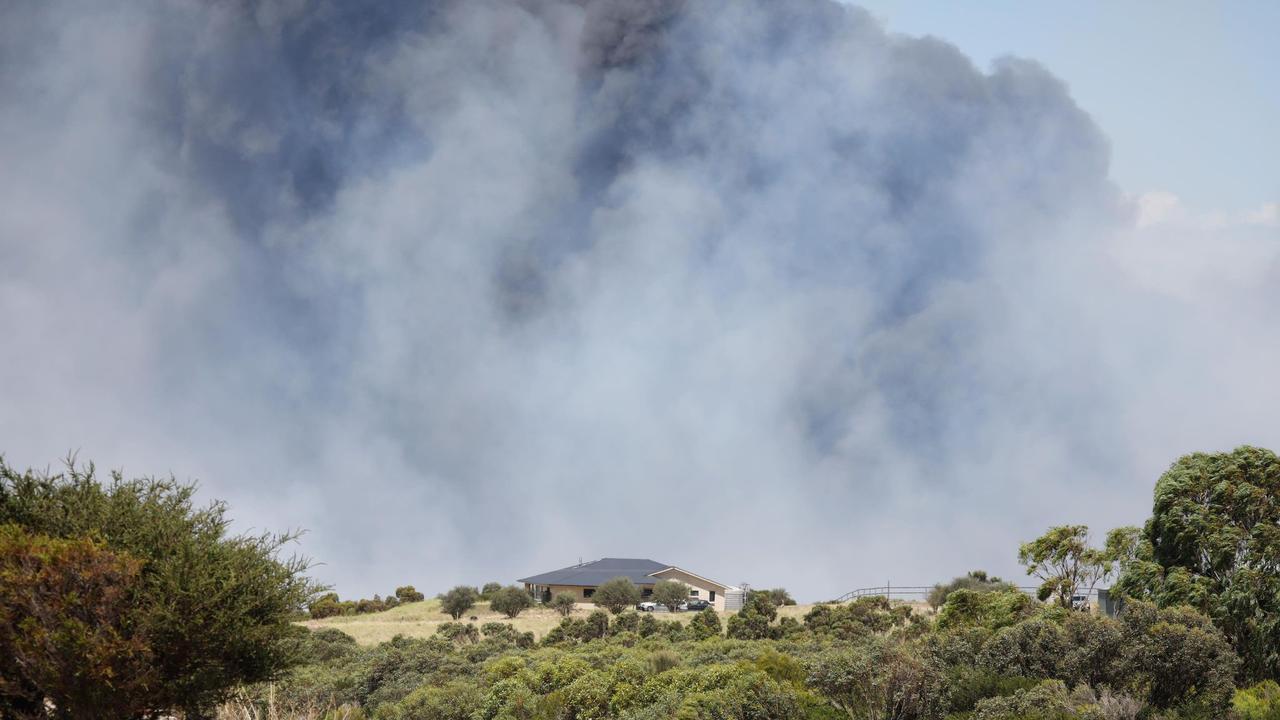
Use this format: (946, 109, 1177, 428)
(303, 598, 819, 645)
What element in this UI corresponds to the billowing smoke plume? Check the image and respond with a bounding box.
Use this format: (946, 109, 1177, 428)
(1, 0, 1276, 599)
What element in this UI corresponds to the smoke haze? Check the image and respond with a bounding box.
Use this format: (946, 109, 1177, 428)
(1, 0, 1276, 600)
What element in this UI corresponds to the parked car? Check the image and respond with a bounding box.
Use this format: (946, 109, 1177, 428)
(637, 601, 657, 612)
(685, 599, 711, 611)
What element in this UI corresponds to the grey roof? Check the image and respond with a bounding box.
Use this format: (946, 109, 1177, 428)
(518, 557, 671, 587)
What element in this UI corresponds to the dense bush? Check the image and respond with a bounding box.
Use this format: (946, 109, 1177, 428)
(0, 525, 154, 718)
(805, 635, 947, 720)
(1235, 680, 1280, 720)
(687, 607, 723, 640)
(927, 570, 1016, 609)
(727, 591, 779, 640)
(0, 458, 318, 717)
(936, 588, 1036, 631)
(804, 596, 916, 641)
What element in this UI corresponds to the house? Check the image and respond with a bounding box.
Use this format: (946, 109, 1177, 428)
(519, 557, 742, 612)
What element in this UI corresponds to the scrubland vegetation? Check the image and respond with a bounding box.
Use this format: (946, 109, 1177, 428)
(4, 445, 1280, 719)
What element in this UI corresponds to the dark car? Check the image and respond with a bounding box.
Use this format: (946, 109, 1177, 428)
(684, 599, 712, 611)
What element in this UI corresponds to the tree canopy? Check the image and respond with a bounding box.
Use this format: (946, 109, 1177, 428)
(0, 457, 318, 718)
(1113, 445, 1280, 682)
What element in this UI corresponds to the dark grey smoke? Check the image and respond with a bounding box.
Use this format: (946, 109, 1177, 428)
(1, 0, 1276, 600)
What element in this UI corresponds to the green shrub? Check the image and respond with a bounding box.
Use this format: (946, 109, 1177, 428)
(614, 610, 640, 634)
(585, 609, 611, 639)
(490, 585, 534, 618)
(594, 577, 642, 614)
(395, 585, 425, 603)
(376, 680, 483, 720)
(1234, 681, 1280, 720)
(436, 622, 480, 646)
(653, 579, 689, 611)
(805, 636, 946, 720)
(971, 679, 1075, 720)
(550, 592, 577, 617)
(440, 586, 479, 620)
(479, 582, 503, 601)
(936, 588, 1036, 632)
(727, 593, 779, 640)
(978, 618, 1069, 680)
(687, 608, 722, 640)
(928, 571, 1016, 609)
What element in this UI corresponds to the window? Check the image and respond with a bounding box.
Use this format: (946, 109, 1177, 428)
(710, 590, 716, 602)
(641, 588, 653, 597)
(689, 589, 699, 597)
(583, 588, 595, 598)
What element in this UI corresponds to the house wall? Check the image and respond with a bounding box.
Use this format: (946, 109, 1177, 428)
(651, 568, 729, 611)
(525, 583, 658, 606)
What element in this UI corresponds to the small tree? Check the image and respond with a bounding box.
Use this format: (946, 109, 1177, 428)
(395, 585, 425, 603)
(652, 579, 689, 611)
(764, 588, 797, 606)
(727, 592, 779, 640)
(1018, 525, 1112, 608)
(490, 585, 534, 618)
(480, 582, 503, 601)
(687, 607, 723, 640)
(550, 592, 577, 617)
(308, 592, 343, 619)
(440, 585, 479, 620)
(592, 577, 641, 614)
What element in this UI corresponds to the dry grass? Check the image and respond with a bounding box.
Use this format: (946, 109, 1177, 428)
(301, 597, 932, 645)
(301, 598, 829, 645)
(217, 686, 363, 719)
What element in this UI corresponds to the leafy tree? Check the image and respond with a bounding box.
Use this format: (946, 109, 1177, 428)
(1018, 525, 1113, 607)
(927, 571, 1015, 610)
(652, 579, 689, 611)
(1112, 446, 1280, 682)
(592, 576, 641, 614)
(480, 582, 503, 601)
(440, 585, 479, 620)
(0, 458, 318, 718)
(490, 585, 534, 618)
(550, 592, 577, 617)
(0, 525, 155, 718)
(395, 585, 425, 603)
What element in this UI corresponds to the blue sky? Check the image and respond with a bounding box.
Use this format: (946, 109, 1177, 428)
(855, 0, 1279, 214)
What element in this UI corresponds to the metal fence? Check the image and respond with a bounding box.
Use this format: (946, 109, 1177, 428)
(834, 584, 1107, 604)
